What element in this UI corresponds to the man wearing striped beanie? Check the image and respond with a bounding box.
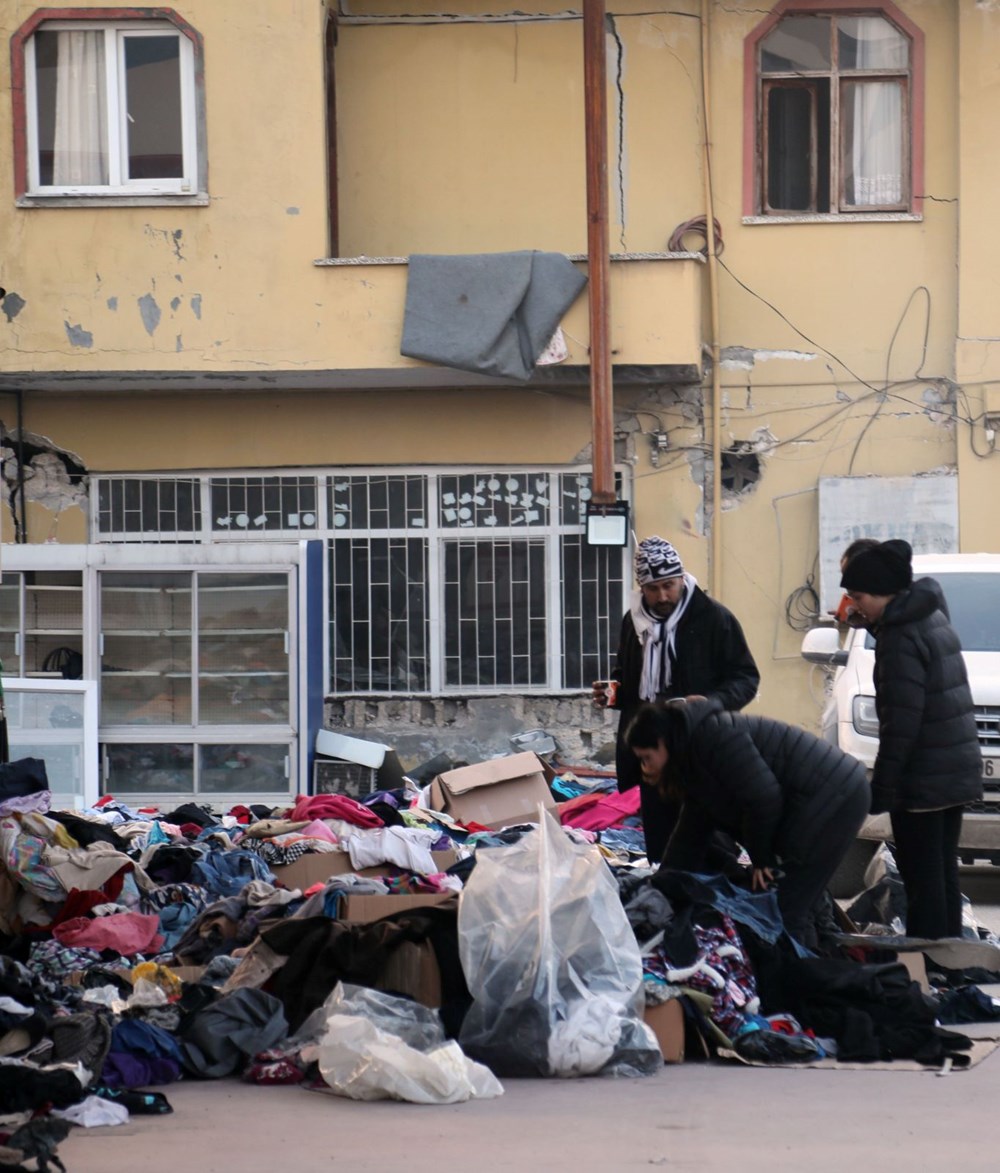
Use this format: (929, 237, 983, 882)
(593, 535, 759, 863)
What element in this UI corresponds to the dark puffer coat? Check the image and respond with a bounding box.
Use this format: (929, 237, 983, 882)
(870, 579, 982, 813)
(612, 585, 759, 792)
(657, 699, 870, 871)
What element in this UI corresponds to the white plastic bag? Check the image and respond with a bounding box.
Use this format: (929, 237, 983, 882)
(315, 984, 503, 1104)
(457, 806, 660, 1077)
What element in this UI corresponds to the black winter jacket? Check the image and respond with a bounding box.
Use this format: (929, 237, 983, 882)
(870, 580, 982, 813)
(660, 700, 870, 872)
(612, 585, 759, 790)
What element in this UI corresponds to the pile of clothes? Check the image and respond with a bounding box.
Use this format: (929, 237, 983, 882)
(2, 756, 999, 1151)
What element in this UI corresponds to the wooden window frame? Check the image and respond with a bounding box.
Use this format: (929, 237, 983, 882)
(742, 0, 924, 220)
(762, 79, 820, 214)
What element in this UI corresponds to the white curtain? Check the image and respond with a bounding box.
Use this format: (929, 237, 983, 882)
(844, 16, 905, 207)
(52, 30, 108, 186)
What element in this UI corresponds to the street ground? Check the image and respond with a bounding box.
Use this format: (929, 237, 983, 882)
(61, 1028, 1000, 1173)
(57, 866, 1000, 1173)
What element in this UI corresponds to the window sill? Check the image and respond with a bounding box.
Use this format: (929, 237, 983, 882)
(314, 251, 704, 266)
(742, 212, 923, 225)
(16, 193, 210, 209)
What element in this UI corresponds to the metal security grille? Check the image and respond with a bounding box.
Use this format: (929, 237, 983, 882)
(210, 476, 319, 535)
(330, 536, 430, 692)
(443, 537, 547, 688)
(94, 467, 628, 695)
(560, 536, 624, 690)
(330, 473, 428, 530)
(97, 477, 201, 542)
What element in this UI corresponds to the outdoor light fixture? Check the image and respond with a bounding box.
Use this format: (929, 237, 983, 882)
(585, 500, 630, 546)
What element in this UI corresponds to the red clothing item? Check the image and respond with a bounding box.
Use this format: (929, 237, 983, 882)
(558, 787, 641, 831)
(53, 912, 164, 956)
(289, 794, 384, 828)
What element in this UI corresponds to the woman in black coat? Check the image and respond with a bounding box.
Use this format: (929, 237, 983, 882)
(841, 540, 982, 938)
(624, 699, 870, 948)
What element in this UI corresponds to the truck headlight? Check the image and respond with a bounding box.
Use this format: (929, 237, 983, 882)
(852, 695, 879, 738)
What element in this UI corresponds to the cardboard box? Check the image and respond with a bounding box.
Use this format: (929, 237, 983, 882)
(340, 891, 457, 925)
(644, 1000, 685, 1064)
(375, 939, 442, 1008)
(169, 966, 208, 984)
(271, 849, 458, 892)
(427, 751, 556, 829)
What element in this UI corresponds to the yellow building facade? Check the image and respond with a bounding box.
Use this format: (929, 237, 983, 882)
(0, 0, 995, 802)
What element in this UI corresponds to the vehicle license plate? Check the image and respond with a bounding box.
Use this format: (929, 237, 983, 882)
(984, 757, 999, 779)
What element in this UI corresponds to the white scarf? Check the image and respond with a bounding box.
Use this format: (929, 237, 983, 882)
(632, 572, 698, 702)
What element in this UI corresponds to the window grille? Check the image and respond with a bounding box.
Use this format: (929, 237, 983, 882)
(94, 468, 628, 694)
(210, 475, 320, 535)
(97, 477, 201, 542)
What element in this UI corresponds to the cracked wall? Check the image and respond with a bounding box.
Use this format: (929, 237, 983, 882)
(0, 431, 88, 543)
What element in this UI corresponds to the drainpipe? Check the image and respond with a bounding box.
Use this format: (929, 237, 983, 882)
(700, 0, 723, 597)
(15, 388, 26, 543)
(583, 0, 615, 509)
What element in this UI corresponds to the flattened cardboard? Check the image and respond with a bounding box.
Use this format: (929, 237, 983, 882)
(340, 891, 457, 925)
(896, 950, 930, 993)
(271, 849, 458, 892)
(644, 1000, 685, 1064)
(427, 751, 556, 829)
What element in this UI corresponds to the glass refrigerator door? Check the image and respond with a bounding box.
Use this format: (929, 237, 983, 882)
(100, 571, 192, 725)
(197, 573, 289, 724)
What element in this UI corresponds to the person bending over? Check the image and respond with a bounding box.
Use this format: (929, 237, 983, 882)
(594, 536, 759, 864)
(625, 698, 870, 949)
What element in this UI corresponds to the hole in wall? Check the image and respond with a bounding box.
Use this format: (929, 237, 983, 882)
(720, 446, 761, 495)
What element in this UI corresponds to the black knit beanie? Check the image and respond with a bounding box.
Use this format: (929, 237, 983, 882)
(840, 539, 913, 595)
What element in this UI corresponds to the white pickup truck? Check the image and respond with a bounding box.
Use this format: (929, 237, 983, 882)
(801, 553, 1000, 874)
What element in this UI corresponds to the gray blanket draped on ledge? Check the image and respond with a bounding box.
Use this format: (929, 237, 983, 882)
(401, 250, 587, 382)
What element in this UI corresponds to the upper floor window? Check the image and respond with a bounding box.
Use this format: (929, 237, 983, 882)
(744, 3, 923, 219)
(12, 10, 206, 205)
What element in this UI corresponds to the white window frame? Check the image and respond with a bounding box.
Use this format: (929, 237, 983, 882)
(24, 20, 199, 198)
(1, 678, 99, 811)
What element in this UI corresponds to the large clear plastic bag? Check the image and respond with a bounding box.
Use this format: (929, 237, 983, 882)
(315, 984, 503, 1104)
(458, 807, 661, 1077)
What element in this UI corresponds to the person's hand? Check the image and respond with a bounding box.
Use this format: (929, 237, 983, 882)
(683, 694, 706, 703)
(751, 866, 774, 892)
(591, 680, 609, 707)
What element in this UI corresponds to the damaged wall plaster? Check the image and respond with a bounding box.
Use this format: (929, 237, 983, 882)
(2, 292, 26, 322)
(719, 346, 818, 371)
(328, 694, 617, 770)
(64, 322, 93, 348)
(0, 432, 88, 518)
(138, 294, 162, 337)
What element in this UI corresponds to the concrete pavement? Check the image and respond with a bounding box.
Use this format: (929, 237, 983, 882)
(60, 1034, 1000, 1173)
(55, 871, 1000, 1172)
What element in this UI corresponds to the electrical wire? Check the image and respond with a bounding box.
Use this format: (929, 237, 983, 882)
(784, 576, 821, 632)
(667, 215, 725, 257)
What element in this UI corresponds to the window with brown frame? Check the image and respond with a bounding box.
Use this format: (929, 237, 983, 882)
(758, 12, 911, 215)
(11, 9, 206, 205)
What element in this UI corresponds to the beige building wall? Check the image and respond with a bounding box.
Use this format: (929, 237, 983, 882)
(1, 0, 995, 751)
(955, 5, 1000, 554)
